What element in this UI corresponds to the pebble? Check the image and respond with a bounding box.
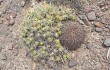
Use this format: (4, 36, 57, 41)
(96, 18, 101, 22)
(86, 11, 96, 21)
(77, 17, 85, 25)
(0, 45, 3, 52)
(94, 22, 103, 28)
(104, 38, 110, 47)
(78, 15, 90, 26)
(86, 43, 93, 49)
(0, 43, 4, 52)
(0, 11, 3, 16)
(0, 53, 7, 60)
(54, 67, 62, 70)
(71, 51, 76, 58)
(103, 28, 109, 32)
(101, 17, 106, 24)
(20, 1, 26, 7)
(108, 25, 110, 29)
(2, 7, 7, 14)
(84, 6, 93, 13)
(95, 27, 103, 32)
(4, 14, 10, 20)
(11, 12, 17, 18)
(68, 60, 77, 68)
(6, 43, 13, 50)
(9, 18, 15, 25)
(0, 18, 3, 24)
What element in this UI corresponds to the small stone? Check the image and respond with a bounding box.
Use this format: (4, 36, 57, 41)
(94, 22, 103, 28)
(104, 38, 110, 47)
(2, 7, 7, 14)
(84, 6, 93, 13)
(9, 18, 15, 25)
(0, 53, 7, 60)
(101, 17, 106, 24)
(11, 13, 17, 18)
(103, 28, 109, 32)
(108, 25, 110, 29)
(4, 14, 10, 20)
(0, 11, 3, 16)
(96, 18, 101, 22)
(0, 43, 4, 52)
(68, 60, 77, 68)
(86, 43, 92, 49)
(95, 27, 103, 32)
(71, 51, 76, 58)
(54, 67, 62, 70)
(86, 11, 96, 21)
(12, 49, 19, 56)
(0, 45, 3, 52)
(78, 15, 90, 26)
(6, 43, 13, 50)
(0, 18, 3, 24)
(77, 17, 85, 25)
(20, 1, 26, 7)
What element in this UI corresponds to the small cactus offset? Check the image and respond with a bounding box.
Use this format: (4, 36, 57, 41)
(19, 1, 82, 68)
(60, 21, 85, 51)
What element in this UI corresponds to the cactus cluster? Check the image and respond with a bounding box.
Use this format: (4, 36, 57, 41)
(19, 2, 76, 67)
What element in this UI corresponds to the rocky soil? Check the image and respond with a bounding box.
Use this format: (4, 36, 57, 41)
(0, 0, 110, 70)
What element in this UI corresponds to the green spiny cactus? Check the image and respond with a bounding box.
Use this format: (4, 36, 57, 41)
(19, 1, 77, 68)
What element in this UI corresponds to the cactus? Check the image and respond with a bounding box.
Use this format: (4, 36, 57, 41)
(60, 21, 85, 51)
(19, 1, 82, 68)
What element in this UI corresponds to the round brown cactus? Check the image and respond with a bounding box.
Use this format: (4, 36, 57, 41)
(59, 21, 85, 51)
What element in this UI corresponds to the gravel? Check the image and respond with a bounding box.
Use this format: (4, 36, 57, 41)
(86, 11, 96, 21)
(104, 38, 110, 47)
(68, 60, 77, 68)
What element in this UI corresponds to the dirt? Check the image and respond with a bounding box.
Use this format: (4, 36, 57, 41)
(0, 0, 110, 70)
